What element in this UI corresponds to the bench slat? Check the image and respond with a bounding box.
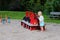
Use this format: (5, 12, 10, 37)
(50, 12, 60, 15)
(21, 20, 38, 26)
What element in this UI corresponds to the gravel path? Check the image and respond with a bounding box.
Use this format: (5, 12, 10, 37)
(0, 20, 60, 40)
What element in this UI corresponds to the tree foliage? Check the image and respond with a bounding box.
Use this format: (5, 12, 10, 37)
(0, 0, 60, 13)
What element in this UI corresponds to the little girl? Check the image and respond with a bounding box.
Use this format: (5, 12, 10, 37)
(38, 11, 45, 31)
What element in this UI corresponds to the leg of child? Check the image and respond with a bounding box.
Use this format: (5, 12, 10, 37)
(40, 22, 45, 31)
(40, 26, 44, 31)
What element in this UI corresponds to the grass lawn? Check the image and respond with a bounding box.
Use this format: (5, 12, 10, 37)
(0, 11, 25, 20)
(0, 11, 60, 23)
(44, 14, 60, 24)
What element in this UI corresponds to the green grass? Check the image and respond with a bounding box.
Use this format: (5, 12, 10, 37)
(0, 11, 60, 23)
(44, 14, 60, 24)
(0, 11, 25, 20)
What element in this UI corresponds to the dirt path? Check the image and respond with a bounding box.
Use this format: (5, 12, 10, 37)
(0, 20, 60, 40)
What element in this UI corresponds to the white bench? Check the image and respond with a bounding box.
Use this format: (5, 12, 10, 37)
(50, 12, 60, 19)
(21, 20, 38, 26)
(21, 20, 45, 31)
(21, 20, 40, 30)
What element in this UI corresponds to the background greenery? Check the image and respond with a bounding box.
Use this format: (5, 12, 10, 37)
(0, 0, 60, 13)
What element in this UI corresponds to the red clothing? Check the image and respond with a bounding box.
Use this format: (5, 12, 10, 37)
(30, 19, 38, 25)
(26, 11, 30, 17)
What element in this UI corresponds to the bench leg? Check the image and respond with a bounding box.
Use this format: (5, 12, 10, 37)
(21, 22, 23, 26)
(21, 22, 25, 28)
(27, 25, 29, 29)
(28, 26, 30, 29)
(36, 26, 41, 30)
(30, 27, 36, 31)
(22, 23, 25, 28)
(23, 23, 26, 28)
(26, 24, 28, 29)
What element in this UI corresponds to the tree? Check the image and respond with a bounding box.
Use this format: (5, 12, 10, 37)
(0, 0, 60, 12)
(53, 0, 60, 12)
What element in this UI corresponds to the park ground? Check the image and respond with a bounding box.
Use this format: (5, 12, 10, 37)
(0, 20, 60, 40)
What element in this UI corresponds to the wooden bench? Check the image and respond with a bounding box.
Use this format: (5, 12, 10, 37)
(21, 20, 45, 31)
(50, 12, 60, 19)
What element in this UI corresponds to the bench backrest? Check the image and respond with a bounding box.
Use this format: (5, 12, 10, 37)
(50, 12, 60, 15)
